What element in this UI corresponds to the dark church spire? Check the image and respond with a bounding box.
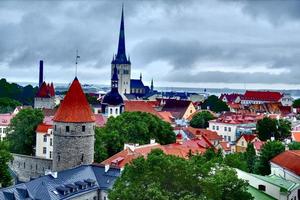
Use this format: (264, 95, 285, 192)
(111, 64, 119, 90)
(114, 5, 128, 63)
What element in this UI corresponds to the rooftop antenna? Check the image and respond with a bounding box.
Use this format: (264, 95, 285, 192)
(75, 49, 80, 77)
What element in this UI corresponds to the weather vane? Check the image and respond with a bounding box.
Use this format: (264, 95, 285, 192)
(75, 49, 80, 77)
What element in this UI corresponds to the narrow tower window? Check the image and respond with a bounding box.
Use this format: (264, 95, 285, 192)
(66, 126, 70, 132)
(82, 126, 85, 132)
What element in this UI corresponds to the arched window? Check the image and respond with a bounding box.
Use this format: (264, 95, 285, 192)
(110, 108, 113, 115)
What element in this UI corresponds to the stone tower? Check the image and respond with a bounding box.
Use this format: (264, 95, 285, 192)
(52, 77, 95, 172)
(111, 6, 131, 94)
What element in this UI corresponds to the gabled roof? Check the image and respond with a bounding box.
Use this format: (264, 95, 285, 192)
(238, 134, 259, 143)
(53, 77, 95, 123)
(159, 99, 194, 119)
(271, 150, 300, 176)
(0, 165, 121, 200)
(243, 91, 282, 102)
(220, 93, 243, 103)
(124, 100, 160, 116)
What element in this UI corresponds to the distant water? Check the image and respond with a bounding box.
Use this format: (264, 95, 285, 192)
(16, 81, 300, 99)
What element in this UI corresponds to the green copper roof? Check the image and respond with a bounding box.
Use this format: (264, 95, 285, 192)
(247, 186, 276, 200)
(252, 174, 299, 192)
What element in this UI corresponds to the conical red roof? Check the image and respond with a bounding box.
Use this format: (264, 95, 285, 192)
(53, 77, 95, 123)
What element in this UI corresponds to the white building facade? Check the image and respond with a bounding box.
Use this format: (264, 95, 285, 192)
(35, 124, 53, 159)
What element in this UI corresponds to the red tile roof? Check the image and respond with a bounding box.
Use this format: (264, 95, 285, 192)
(124, 100, 159, 116)
(157, 111, 174, 123)
(271, 150, 300, 176)
(94, 114, 107, 127)
(239, 134, 259, 142)
(36, 123, 52, 133)
(243, 91, 282, 102)
(212, 113, 259, 124)
(36, 82, 55, 98)
(220, 93, 243, 103)
(253, 141, 265, 151)
(292, 132, 300, 142)
(53, 77, 95, 123)
(100, 138, 213, 168)
(186, 127, 223, 141)
(219, 141, 231, 152)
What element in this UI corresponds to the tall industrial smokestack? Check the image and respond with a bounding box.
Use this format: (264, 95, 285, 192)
(39, 60, 43, 87)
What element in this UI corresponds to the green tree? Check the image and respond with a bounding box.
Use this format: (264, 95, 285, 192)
(85, 94, 99, 105)
(256, 117, 277, 141)
(288, 142, 300, 150)
(224, 153, 248, 172)
(190, 111, 215, 128)
(109, 149, 253, 200)
(256, 117, 291, 140)
(201, 95, 229, 113)
(7, 108, 44, 155)
(254, 141, 285, 175)
(277, 119, 291, 140)
(94, 112, 175, 162)
(0, 78, 38, 105)
(0, 97, 21, 113)
(292, 98, 300, 108)
(0, 140, 13, 187)
(245, 143, 257, 173)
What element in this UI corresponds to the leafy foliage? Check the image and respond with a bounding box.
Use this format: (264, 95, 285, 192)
(190, 111, 215, 128)
(7, 108, 44, 155)
(245, 143, 257, 173)
(256, 117, 291, 140)
(94, 112, 175, 162)
(254, 141, 285, 175)
(0, 97, 21, 113)
(201, 95, 229, 113)
(0, 78, 38, 105)
(288, 142, 300, 150)
(0, 141, 13, 187)
(109, 149, 253, 200)
(85, 93, 100, 105)
(292, 98, 300, 108)
(224, 153, 248, 172)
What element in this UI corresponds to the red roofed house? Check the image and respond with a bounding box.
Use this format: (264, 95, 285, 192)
(185, 127, 223, 146)
(217, 141, 232, 155)
(235, 134, 260, 153)
(271, 150, 300, 183)
(158, 98, 196, 120)
(241, 90, 293, 107)
(220, 93, 243, 104)
(100, 135, 213, 169)
(34, 81, 56, 109)
(35, 123, 53, 159)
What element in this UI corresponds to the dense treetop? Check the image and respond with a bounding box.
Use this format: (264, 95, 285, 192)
(0, 78, 38, 105)
(109, 149, 253, 200)
(190, 111, 215, 128)
(201, 95, 229, 113)
(7, 108, 44, 155)
(0, 140, 12, 187)
(94, 111, 175, 162)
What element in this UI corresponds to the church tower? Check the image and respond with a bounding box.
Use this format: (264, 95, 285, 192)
(52, 77, 95, 172)
(102, 64, 124, 117)
(111, 6, 131, 94)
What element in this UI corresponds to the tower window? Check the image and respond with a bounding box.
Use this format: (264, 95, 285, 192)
(82, 126, 85, 132)
(58, 153, 61, 162)
(81, 154, 84, 162)
(66, 126, 70, 132)
(54, 125, 57, 131)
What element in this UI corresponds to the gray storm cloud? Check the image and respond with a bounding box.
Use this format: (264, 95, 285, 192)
(0, 0, 300, 87)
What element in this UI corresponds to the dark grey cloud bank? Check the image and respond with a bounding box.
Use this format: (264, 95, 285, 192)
(0, 0, 300, 88)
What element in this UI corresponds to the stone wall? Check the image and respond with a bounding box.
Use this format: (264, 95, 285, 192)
(34, 97, 55, 109)
(9, 154, 52, 182)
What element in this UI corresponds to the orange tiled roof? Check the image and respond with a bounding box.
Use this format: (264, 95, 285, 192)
(100, 138, 213, 168)
(219, 141, 231, 151)
(271, 150, 300, 176)
(53, 77, 95, 123)
(36, 123, 52, 133)
(158, 111, 174, 123)
(124, 100, 159, 115)
(186, 127, 222, 141)
(244, 90, 282, 102)
(292, 132, 300, 142)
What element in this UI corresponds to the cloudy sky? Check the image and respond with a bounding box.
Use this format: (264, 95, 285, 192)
(1, 0, 300, 89)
